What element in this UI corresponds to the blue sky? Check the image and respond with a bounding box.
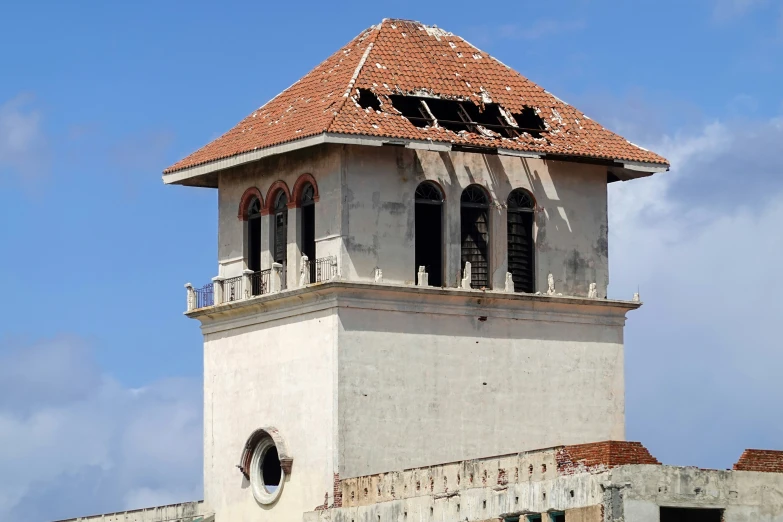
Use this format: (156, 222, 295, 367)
(1, 1, 782, 520)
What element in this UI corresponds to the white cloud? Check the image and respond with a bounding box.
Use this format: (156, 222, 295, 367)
(0, 338, 202, 522)
(0, 95, 47, 182)
(609, 115, 783, 467)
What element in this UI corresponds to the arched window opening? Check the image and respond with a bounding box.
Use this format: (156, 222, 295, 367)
(460, 185, 490, 289)
(273, 191, 288, 270)
(414, 182, 443, 287)
(246, 197, 262, 274)
(300, 183, 316, 282)
(507, 189, 535, 293)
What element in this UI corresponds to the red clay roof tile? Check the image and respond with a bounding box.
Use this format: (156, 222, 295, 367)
(164, 19, 669, 174)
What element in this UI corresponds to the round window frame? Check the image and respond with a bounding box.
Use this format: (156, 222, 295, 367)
(249, 436, 285, 505)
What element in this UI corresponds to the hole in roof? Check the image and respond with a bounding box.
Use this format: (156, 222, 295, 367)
(389, 95, 530, 139)
(357, 89, 381, 111)
(389, 95, 433, 128)
(511, 107, 546, 138)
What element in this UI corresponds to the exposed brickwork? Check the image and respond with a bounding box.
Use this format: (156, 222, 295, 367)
(557, 441, 659, 475)
(333, 473, 342, 507)
(164, 19, 669, 174)
(261, 180, 291, 215)
(291, 173, 320, 206)
(497, 468, 508, 486)
(237, 186, 263, 220)
(733, 449, 783, 473)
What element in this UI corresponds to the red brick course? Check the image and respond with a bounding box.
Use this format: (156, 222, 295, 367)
(733, 449, 783, 473)
(557, 441, 660, 475)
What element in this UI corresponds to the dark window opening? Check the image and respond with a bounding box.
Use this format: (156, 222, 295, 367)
(511, 107, 546, 138)
(300, 183, 316, 282)
(526, 516, 542, 522)
(273, 191, 288, 267)
(461, 185, 490, 289)
(261, 445, 281, 487)
(507, 189, 535, 293)
(389, 95, 433, 128)
(550, 512, 565, 522)
(356, 88, 382, 111)
(247, 197, 262, 273)
(660, 507, 723, 522)
(415, 182, 443, 287)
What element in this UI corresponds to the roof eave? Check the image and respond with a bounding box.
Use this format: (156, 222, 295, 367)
(162, 133, 668, 187)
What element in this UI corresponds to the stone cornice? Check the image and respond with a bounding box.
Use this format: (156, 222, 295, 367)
(189, 281, 640, 335)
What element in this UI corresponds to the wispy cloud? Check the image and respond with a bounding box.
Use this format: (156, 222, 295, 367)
(713, 0, 772, 19)
(0, 94, 48, 183)
(610, 114, 783, 467)
(0, 337, 202, 522)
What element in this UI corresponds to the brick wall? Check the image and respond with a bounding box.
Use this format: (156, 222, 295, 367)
(557, 441, 659, 474)
(733, 449, 783, 473)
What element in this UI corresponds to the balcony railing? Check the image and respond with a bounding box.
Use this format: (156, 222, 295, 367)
(304, 255, 337, 284)
(194, 283, 214, 309)
(222, 276, 243, 303)
(186, 260, 313, 312)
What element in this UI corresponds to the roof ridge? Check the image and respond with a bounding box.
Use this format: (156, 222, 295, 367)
(324, 24, 382, 135)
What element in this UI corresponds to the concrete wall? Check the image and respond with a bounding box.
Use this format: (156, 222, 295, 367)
(336, 285, 627, 478)
(341, 146, 609, 295)
(215, 144, 609, 297)
(202, 303, 338, 522)
(217, 144, 343, 284)
(55, 501, 210, 522)
(613, 465, 783, 522)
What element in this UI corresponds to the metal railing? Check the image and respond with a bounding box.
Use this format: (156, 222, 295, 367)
(250, 269, 271, 296)
(305, 256, 337, 283)
(223, 276, 243, 302)
(195, 283, 214, 309)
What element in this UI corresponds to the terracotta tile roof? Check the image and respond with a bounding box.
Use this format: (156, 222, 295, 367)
(164, 19, 669, 174)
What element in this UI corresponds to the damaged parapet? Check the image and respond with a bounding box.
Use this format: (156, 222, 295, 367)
(55, 501, 212, 522)
(306, 441, 783, 522)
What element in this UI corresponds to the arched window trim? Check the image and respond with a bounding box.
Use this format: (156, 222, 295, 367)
(291, 173, 320, 207)
(262, 181, 292, 215)
(415, 180, 445, 205)
(507, 188, 536, 212)
(460, 184, 491, 208)
(238, 187, 264, 220)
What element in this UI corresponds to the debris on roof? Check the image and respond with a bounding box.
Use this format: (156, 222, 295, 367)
(164, 18, 669, 174)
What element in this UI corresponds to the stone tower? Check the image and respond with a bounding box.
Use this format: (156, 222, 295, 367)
(165, 19, 669, 522)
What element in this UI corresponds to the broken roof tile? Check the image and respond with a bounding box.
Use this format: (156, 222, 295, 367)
(164, 18, 669, 174)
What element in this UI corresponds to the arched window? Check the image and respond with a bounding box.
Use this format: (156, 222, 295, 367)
(460, 185, 490, 289)
(414, 182, 444, 287)
(300, 183, 316, 282)
(507, 189, 535, 293)
(246, 197, 262, 274)
(272, 191, 288, 268)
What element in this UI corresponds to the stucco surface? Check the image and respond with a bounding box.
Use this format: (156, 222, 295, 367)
(336, 298, 626, 478)
(340, 146, 609, 295)
(216, 145, 609, 298)
(203, 308, 338, 522)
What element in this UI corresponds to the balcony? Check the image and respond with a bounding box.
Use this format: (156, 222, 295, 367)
(185, 256, 337, 312)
